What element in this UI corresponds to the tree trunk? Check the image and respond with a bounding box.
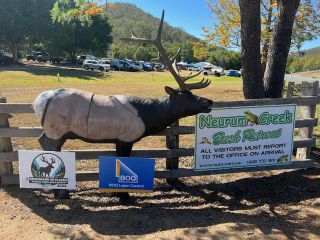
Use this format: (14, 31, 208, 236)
(239, 0, 265, 99)
(263, 0, 300, 98)
(261, 0, 273, 75)
(10, 41, 19, 63)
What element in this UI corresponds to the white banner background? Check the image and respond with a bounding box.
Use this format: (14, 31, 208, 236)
(19, 151, 76, 189)
(195, 105, 296, 171)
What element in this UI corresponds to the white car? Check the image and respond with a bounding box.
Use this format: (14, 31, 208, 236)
(77, 55, 95, 64)
(132, 62, 144, 71)
(82, 60, 111, 71)
(203, 65, 224, 76)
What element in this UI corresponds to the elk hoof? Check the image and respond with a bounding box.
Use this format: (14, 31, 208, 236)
(114, 192, 131, 202)
(53, 189, 70, 199)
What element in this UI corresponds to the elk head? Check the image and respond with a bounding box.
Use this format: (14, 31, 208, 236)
(121, 10, 213, 115)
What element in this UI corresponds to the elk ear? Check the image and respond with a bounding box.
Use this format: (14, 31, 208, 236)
(165, 86, 178, 96)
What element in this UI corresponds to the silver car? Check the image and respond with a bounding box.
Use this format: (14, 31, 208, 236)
(82, 60, 111, 72)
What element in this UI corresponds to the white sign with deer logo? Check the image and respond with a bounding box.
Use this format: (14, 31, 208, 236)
(19, 151, 76, 189)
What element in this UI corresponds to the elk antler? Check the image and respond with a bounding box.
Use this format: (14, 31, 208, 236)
(50, 157, 56, 164)
(121, 10, 211, 91)
(40, 155, 49, 164)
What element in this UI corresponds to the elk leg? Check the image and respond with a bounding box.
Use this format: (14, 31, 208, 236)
(38, 133, 70, 199)
(115, 141, 133, 201)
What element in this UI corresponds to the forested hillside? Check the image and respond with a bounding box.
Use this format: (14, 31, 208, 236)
(303, 47, 320, 57)
(287, 46, 320, 73)
(107, 3, 197, 61)
(108, 3, 196, 44)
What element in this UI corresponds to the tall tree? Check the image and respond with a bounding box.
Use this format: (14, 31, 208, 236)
(0, 0, 35, 61)
(264, 0, 301, 98)
(205, 0, 319, 53)
(47, 14, 112, 62)
(49, 0, 112, 61)
(206, 0, 317, 98)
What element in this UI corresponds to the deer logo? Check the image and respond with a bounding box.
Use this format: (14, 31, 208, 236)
(39, 155, 56, 177)
(31, 153, 66, 181)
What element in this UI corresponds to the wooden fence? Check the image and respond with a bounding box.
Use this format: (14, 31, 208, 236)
(0, 81, 319, 185)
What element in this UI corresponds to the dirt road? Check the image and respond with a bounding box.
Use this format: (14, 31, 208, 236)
(2, 160, 320, 240)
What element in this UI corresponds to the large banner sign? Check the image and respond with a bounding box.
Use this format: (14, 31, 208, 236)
(195, 105, 296, 171)
(99, 157, 155, 193)
(19, 151, 76, 189)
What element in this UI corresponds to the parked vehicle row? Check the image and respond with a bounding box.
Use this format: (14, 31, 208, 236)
(186, 62, 241, 77)
(0, 50, 13, 65)
(24, 52, 241, 76)
(26, 52, 64, 63)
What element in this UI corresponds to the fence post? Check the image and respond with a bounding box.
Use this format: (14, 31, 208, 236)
(166, 121, 179, 184)
(0, 96, 13, 183)
(286, 81, 295, 98)
(296, 81, 319, 159)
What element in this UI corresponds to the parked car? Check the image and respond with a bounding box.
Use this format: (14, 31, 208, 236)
(99, 58, 112, 64)
(226, 70, 241, 77)
(77, 55, 95, 64)
(26, 55, 36, 61)
(26, 51, 41, 61)
(154, 63, 166, 71)
(36, 53, 50, 62)
(0, 50, 13, 65)
(99, 59, 111, 71)
(203, 65, 224, 76)
(176, 62, 188, 70)
(50, 56, 64, 64)
(193, 62, 214, 70)
(82, 60, 111, 71)
(187, 65, 201, 71)
(142, 63, 153, 71)
(133, 61, 144, 71)
(111, 59, 139, 72)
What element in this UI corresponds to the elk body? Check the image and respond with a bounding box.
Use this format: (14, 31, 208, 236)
(33, 11, 213, 199)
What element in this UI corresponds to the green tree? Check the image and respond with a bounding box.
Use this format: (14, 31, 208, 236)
(134, 47, 151, 61)
(27, 0, 56, 54)
(51, 0, 103, 25)
(0, 0, 36, 61)
(180, 43, 194, 63)
(47, 14, 112, 62)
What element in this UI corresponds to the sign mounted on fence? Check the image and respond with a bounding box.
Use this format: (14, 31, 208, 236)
(19, 151, 76, 189)
(99, 157, 155, 193)
(195, 105, 296, 171)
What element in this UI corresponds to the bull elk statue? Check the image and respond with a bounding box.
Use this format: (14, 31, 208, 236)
(33, 11, 213, 199)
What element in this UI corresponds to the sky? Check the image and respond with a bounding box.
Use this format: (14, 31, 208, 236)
(107, 0, 320, 50)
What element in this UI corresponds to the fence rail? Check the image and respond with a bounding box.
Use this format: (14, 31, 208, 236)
(0, 81, 319, 186)
(0, 118, 318, 138)
(1, 96, 320, 113)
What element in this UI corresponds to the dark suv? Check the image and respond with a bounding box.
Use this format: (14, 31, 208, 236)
(0, 50, 14, 65)
(36, 53, 50, 62)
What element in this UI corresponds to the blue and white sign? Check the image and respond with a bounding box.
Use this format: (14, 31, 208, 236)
(99, 157, 155, 193)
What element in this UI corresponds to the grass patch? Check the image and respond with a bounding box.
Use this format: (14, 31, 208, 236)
(0, 66, 241, 85)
